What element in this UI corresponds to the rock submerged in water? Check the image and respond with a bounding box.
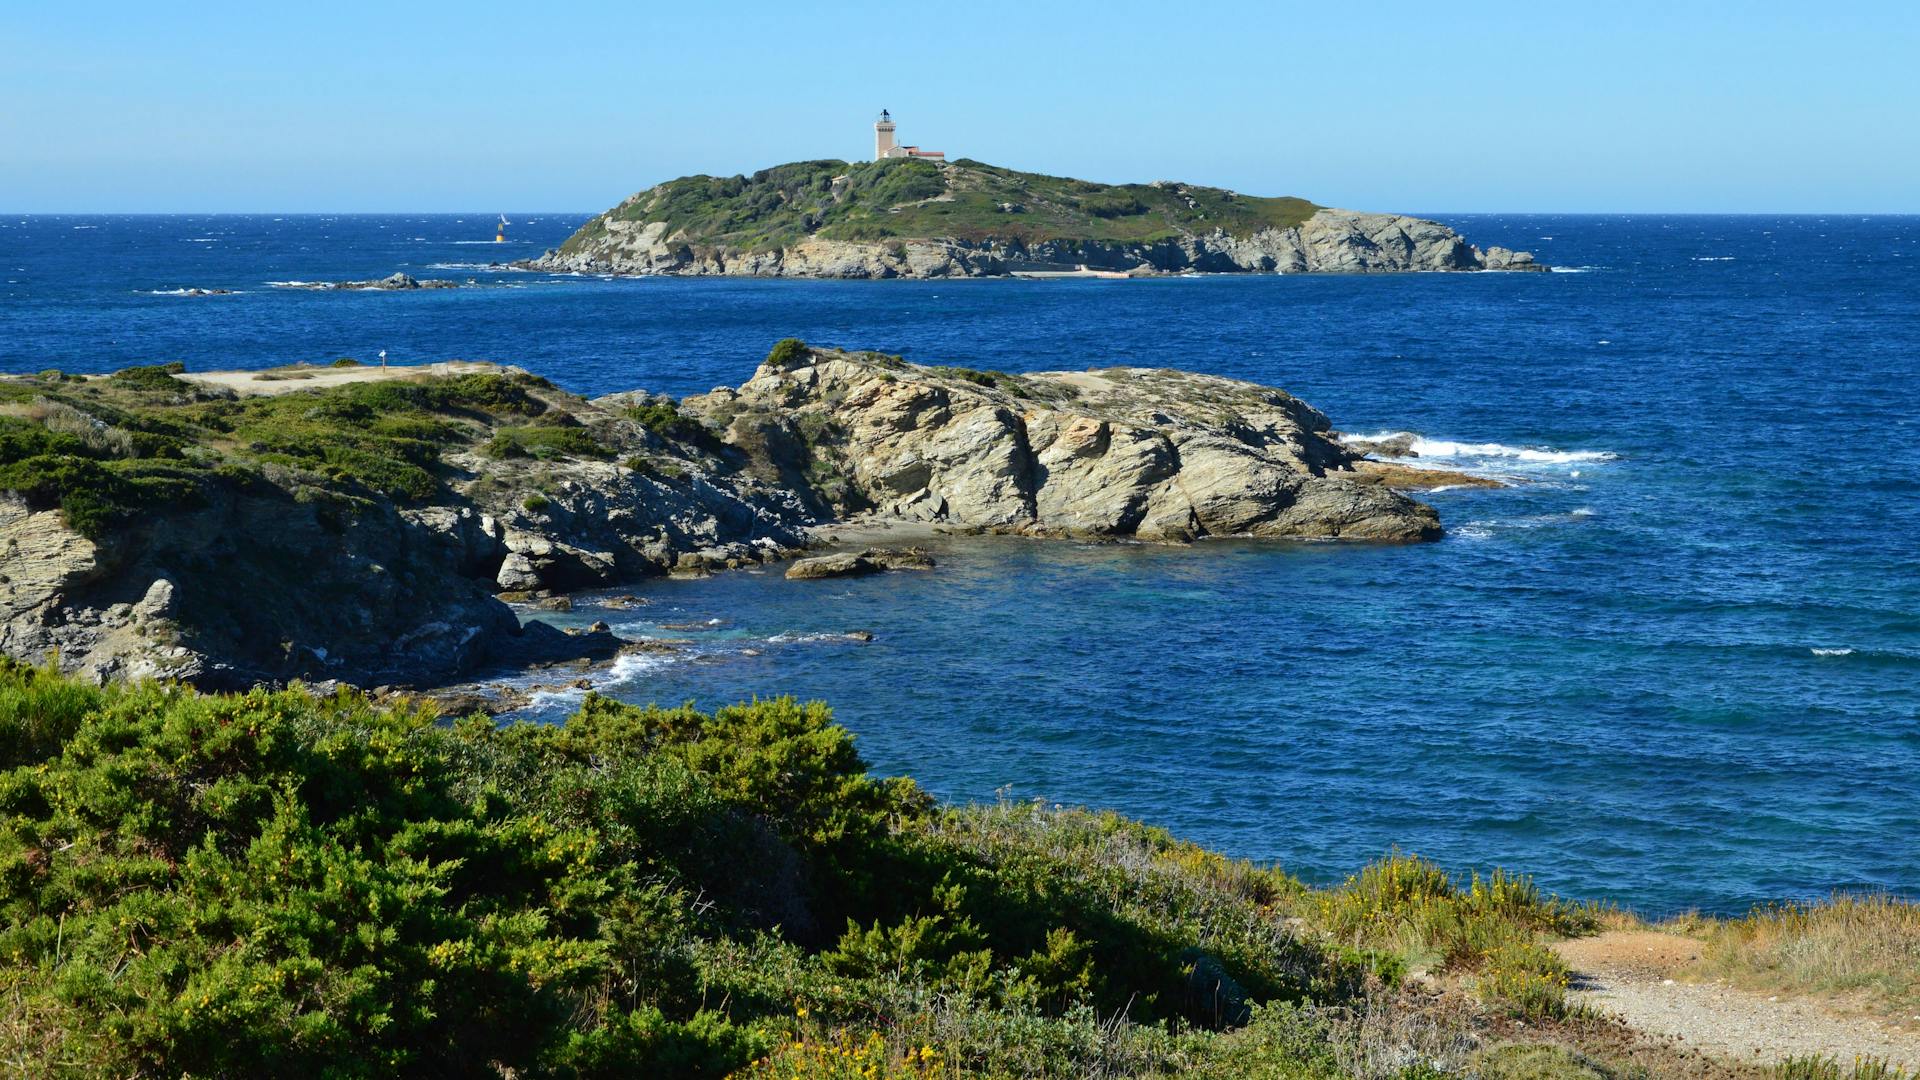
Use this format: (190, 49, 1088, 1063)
(275, 272, 458, 291)
(785, 548, 937, 580)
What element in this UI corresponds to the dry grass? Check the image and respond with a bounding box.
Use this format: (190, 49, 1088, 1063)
(1678, 894, 1920, 1022)
(22, 397, 135, 457)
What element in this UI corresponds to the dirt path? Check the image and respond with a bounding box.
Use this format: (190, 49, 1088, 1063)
(174, 360, 502, 397)
(1556, 930, 1920, 1069)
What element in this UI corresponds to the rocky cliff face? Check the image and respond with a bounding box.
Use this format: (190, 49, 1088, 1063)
(682, 348, 1442, 542)
(2, 351, 1459, 689)
(532, 207, 1540, 279)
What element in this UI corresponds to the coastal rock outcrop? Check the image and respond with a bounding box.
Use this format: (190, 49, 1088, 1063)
(683, 347, 1444, 543)
(1, 349, 1468, 689)
(533, 208, 1538, 279)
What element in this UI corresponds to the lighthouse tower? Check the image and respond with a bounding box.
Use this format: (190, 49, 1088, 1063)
(871, 109, 947, 163)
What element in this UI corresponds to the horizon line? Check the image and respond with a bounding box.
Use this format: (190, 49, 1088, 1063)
(6, 208, 1920, 218)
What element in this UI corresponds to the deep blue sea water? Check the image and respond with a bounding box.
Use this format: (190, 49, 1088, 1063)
(3, 212, 1917, 914)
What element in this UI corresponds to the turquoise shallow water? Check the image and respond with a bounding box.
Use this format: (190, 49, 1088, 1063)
(3, 212, 1917, 912)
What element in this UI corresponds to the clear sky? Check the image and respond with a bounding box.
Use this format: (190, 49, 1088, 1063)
(4, 1, 1916, 213)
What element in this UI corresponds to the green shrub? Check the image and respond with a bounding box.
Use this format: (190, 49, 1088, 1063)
(765, 338, 810, 370)
(624, 455, 687, 482)
(522, 493, 551, 513)
(623, 400, 720, 451)
(107, 362, 187, 390)
(433, 372, 548, 416)
(330, 357, 361, 367)
(1311, 854, 1595, 1018)
(483, 425, 612, 461)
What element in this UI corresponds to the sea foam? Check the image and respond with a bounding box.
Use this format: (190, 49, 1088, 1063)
(1342, 431, 1617, 467)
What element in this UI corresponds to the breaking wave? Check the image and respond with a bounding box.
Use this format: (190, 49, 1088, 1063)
(1341, 431, 1618, 467)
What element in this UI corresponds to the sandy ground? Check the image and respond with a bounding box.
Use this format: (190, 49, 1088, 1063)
(175, 360, 505, 397)
(1556, 930, 1920, 1069)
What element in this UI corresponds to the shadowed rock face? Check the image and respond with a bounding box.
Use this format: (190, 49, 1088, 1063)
(684, 349, 1444, 543)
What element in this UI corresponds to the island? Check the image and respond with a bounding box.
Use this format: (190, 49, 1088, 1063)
(528, 157, 1542, 279)
(1, 344, 1474, 690)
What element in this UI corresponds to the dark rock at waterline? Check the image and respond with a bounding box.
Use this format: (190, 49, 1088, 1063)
(1342, 433, 1420, 458)
(784, 548, 936, 580)
(274, 272, 459, 291)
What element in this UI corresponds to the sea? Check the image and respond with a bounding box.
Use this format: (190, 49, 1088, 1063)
(2, 212, 1916, 915)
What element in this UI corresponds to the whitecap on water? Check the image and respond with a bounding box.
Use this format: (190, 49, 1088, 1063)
(1340, 431, 1617, 469)
(1810, 647, 1855, 657)
(765, 631, 870, 645)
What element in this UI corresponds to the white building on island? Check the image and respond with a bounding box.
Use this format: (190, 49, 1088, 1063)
(873, 110, 946, 162)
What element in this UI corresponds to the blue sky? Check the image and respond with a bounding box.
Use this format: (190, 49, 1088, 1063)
(4, 2, 1916, 213)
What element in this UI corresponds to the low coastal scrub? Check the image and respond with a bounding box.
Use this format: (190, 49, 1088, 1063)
(1314, 856, 1598, 1019)
(569, 158, 1322, 256)
(0, 365, 599, 536)
(0, 663, 1666, 1078)
(483, 424, 614, 461)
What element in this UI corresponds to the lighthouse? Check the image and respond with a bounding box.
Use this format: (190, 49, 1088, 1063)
(872, 110, 946, 163)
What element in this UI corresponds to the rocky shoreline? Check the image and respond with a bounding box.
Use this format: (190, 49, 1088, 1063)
(529, 207, 1542, 279)
(1, 344, 1486, 693)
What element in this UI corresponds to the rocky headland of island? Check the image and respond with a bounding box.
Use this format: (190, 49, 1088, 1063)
(1, 344, 1480, 690)
(528, 158, 1542, 279)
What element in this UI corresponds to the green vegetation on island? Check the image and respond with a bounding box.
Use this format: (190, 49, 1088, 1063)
(0, 364, 616, 540)
(557, 158, 1322, 257)
(3, 663, 1913, 1078)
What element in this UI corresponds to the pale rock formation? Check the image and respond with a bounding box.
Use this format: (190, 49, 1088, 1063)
(684, 348, 1445, 542)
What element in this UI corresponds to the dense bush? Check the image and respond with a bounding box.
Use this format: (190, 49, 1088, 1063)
(764, 337, 811, 370)
(624, 399, 724, 452)
(0, 665, 1634, 1077)
(107, 362, 188, 391)
(483, 425, 613, 461)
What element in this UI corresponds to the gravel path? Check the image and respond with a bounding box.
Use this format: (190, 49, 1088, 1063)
(1556, 931, 1920, 1069)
